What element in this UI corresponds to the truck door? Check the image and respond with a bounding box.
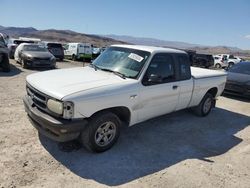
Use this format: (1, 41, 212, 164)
(138, 53, 180, 122)
(174, 54, 193, 111)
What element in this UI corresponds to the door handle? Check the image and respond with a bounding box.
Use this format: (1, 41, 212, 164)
(172, 85, 178, 90)
(130, 94, 138, 99)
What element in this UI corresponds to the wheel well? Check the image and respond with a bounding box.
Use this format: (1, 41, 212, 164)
(207, 87, 218, 97)
(91, 107, 131, 126)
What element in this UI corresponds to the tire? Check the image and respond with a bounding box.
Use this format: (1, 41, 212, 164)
(1, 54, 10, 72)
(228, 62, 234, 68)
(193, 93, 214, 117)
(215, 63, 221, 69)
(81, 111, 121, 153)
(21, 59, 28, 69)
(72, 54, 76, 61)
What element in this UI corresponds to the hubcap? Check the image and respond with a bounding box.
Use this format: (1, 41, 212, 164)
(94, 121, 116, 147)
(203, 98, 212, 113)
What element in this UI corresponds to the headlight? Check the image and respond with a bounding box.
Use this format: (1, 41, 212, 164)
(47, 99, 74, 119)
(47, 99, 63, 115)
(25, 55, 33, 60)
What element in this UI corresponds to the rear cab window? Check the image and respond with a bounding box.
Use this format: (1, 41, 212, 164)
(176, 54, 191, 80)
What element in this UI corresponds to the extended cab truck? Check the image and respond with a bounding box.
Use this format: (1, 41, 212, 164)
(23, 45, 227, 152)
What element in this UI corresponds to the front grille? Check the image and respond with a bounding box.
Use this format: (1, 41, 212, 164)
(26, 84, 63, 118)
(26, 84, 48, 111)
(225, 82, 244, 93)
(33, 57, 50, 61)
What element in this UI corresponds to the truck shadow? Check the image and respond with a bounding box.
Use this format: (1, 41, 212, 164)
(39, 107, 250, 186)
(0, 64, 23, 77)
(222, 93, 250, 102)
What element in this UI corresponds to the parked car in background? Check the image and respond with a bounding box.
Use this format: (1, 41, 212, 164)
(64, 43, 92, 61)
(216, 54, 242, 67)
(14, 43, 56, 69)
(187, 53, 214, 68)
(0, 33, 10, 72)
(92, 47, 101, 59)
(224, 61, 250, 98)
(193, 53, 214, 68)
(40, 42, 64, 61)
(7, 38, 35, 59)
(23, 45, 227, 152)
(213, 55, 228, 68)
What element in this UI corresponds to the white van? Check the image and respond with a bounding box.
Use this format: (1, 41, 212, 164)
(64, 43, 92, 61)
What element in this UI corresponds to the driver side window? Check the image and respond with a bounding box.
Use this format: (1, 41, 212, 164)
(143, 53, 175, 85)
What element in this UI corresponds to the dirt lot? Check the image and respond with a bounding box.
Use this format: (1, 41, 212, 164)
(0, 60, 250, 188)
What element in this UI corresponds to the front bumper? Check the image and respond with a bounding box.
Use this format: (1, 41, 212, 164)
(224, 83, 250, 98)
(24, 59, 56, 68)
(23, 95, 88, 142)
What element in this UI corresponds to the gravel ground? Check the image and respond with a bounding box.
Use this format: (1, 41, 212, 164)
(0, 60, 250, 188)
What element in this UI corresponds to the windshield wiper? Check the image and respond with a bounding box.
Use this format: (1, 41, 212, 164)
(99, 68, 127, 79)
(89, 64, 100, 71)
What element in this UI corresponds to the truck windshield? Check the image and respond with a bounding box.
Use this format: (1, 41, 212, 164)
(92, 47, 150, 79)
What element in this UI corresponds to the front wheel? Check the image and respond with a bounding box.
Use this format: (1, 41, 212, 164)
(21, 59, 27, 69)
(80, 112, 121, 152)
(193, 93, 214, 117)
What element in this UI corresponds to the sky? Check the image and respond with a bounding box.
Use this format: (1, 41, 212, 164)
(1, 0, 250, 49)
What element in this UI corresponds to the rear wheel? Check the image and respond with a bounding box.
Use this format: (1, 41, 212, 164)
(72, 54, 76, 61)
(228, 62, 234, 68)
(215, 63, 221, 69)
(193, 93, 214, 117)
(80, 112, 121, 152)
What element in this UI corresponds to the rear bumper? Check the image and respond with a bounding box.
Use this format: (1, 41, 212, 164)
(53, 55, 64, 60)
(23, 95, 88, 142)
(78, 53, 92, 59)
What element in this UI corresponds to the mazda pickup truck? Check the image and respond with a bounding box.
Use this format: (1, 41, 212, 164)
(23, 45, 227, 152)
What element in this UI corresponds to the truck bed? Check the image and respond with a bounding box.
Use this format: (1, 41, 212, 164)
(191, 67, 227, 79)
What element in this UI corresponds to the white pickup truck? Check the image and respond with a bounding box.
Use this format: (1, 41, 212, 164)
(23, 45, 227, 152)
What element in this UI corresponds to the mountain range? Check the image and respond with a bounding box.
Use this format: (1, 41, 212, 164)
(1, 25, 249, 57)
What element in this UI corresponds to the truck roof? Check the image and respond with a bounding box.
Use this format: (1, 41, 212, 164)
(112, 44, 186, 54)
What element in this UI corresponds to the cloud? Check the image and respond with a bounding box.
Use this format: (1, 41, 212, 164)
(245, 35, 250, 39)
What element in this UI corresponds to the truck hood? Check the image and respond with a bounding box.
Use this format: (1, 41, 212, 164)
(26, 66, 130, 100)
(227, 72, 250, 83)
